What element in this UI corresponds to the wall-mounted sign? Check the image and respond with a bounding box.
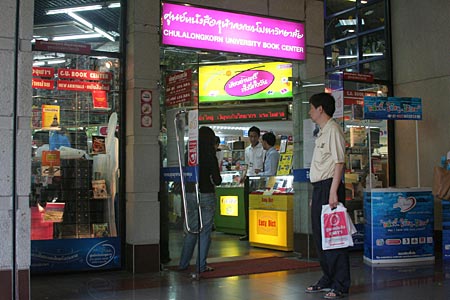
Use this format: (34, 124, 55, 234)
(343, 72, 374, 83)
(57, 69, 112, 81)
(57, 80, 110, 92)
(199, 62, 292, 102)
(198, 106, 288, 123)
(35, 40, 91, 55)
(161, 2, 305, 61)
(32, 78, 54, 90)
(364, 96, 422, 120)
(165, 69, 192, 106)
(32, 67, 54, 78)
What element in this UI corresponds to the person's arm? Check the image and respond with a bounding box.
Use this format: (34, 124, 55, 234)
(210, 154, 222, 185)
(329, 162, 344, 208)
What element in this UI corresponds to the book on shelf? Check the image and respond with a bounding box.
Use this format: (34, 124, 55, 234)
(92, 223, 109, 238)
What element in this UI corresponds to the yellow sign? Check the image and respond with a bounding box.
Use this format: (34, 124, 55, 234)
(249, 209, 293, 251)
(256, 210, 278, 236)
(41, 104, 60, 129)
(220, 195, 238, 216)
(199, 61, 292, 102)
(276, 153, 293, 176)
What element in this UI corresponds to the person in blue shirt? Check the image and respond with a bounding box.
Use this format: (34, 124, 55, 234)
(49, 128, 71, 150)
(256, 132, 280, 176)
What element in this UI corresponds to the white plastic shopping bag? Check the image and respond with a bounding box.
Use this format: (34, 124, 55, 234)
(321, 203, 355, 250)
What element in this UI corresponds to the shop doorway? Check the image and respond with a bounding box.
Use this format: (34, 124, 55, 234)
(160, 49, 300, 273)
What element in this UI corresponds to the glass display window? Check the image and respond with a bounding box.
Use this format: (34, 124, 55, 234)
(359, 1, 385, 33)
(31, 52, 121, 240)
(325, 38, 358, 69)
(326, 11, 357, 42)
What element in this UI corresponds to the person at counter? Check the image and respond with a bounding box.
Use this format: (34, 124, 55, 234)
(244, 126, 265, 176)
(256, 132, 280, 176)
(239, 126, 265, 241)
(305, 92, 350, 299)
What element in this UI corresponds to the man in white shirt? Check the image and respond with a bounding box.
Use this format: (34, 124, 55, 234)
(240, 126, 264, 241)
(245, 126, 265, 176)
(305, 92, 350, 299)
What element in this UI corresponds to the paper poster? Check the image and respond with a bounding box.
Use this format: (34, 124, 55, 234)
(41, 150, 60, 177)
(92, 90, 109, 109)
(41, 105, 60, 129)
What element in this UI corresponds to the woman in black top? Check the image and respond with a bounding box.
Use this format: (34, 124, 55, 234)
(179, 126, 222, 272)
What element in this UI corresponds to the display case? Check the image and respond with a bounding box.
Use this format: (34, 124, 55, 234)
(214, 169, 248, 235)
(248, 175, 294, 251)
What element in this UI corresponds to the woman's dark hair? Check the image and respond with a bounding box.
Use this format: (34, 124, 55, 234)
(262, 132, 276, 147)
(199, 126, 217, 158)
(309, 92, 336, 117)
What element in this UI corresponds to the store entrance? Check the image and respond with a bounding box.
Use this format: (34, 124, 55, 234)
(160, 49, 298, 272)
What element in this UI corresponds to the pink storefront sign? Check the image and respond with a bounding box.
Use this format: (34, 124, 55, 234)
(161, 3, 305, 61)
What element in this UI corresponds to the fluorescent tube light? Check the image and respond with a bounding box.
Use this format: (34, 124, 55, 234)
(94, 27, 115, 42)
(52, 33, 102, 41)
(46, 59, 66, 65)
(67, 12, 93, 29)
(108, 3, 121, 8)
(46, 5, 102, 15)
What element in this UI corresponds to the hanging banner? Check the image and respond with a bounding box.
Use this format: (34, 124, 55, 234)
(165, 69, 192, 106)
(161, 2, 305, 61)
(364, 96, 422, 120)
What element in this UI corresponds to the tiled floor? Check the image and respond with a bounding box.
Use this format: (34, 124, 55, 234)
(31, 230, 450, 300)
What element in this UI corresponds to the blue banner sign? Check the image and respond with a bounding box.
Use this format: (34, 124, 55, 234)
(293, 168, 310, 182)
(363, 96, 422, 120)
(31, 237, 121, 273)
(162, 166, 198, 182)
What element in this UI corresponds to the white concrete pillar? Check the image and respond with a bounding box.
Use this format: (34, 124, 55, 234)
(0, 0, 34, 298)
(125, 0, 162, 272)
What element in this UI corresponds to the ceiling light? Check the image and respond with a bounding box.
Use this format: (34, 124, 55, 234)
(46, 5, 102, 15)
(108, 3, 121, 8)
(33, 61, 46, 66)
(94, 27, 115, 42)
(46, 59, 66, 65)
(52, 33, 102, 41)
(67, 12, 93, 29)
(339, 19, 357, 26)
